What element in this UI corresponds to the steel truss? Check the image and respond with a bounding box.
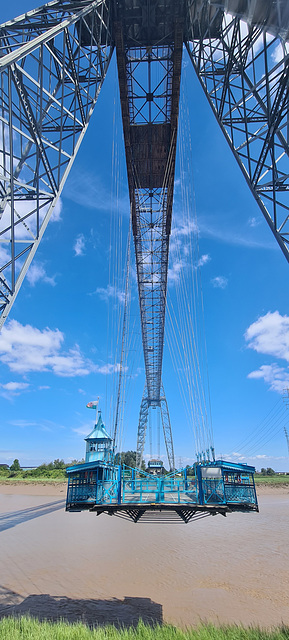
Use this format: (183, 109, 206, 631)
(136, 382, 175, 471)
(185, 0, 289, 260)
(0, 0, 113, 327)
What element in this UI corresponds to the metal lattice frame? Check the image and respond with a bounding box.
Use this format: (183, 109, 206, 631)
(160, 383, 175, 471)
(0, 0, 113, 327)
(136, 383, 149, 470)
(136, 381, 175, 471)
(185, 0, 289, 260)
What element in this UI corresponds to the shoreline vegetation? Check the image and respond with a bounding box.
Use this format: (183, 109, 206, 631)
(1, 457, 288, 485)
(0, 470, 288, 486)
(0, 618, 288, 640)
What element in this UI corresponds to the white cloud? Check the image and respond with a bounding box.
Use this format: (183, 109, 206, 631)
(211, 276, 228, 289)
(96, 363, 123, 375)
(26, 262, 56, 287)
(245, 312, 289, 393)
(271, 42, 285, 64)
(0, 381, 30, 398)
(248, 217, 261, 228)
(167, 259, 185, 284)
(95, 284, 125, 305)
(168, 250, 210, 285)
(1, 381, 29, 392)
(197, 254, 210, 268)
(247, 363, 289, 393)
(245, 311, 289, 361)
(73, 234, 86, 257)
(0, 320, 122, 378)
(0, 244, 10, 263)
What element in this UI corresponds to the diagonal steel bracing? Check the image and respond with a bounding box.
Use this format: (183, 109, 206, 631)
(136, 381, 175, 471)
(0, 0, 113, 327)
(185, 0, 289, 260)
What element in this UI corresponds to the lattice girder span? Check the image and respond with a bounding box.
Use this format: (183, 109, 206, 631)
(114, 0, 184, 406)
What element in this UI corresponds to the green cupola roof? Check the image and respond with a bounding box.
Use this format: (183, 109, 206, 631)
(84, 411, 112, 443)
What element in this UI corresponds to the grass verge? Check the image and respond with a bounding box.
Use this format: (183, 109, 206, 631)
(0, 618, 288, 640)
(254, 476, 289, 485)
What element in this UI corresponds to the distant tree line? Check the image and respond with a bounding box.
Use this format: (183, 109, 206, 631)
(260, 467, 275, 476)
(0, 458, 85, 479)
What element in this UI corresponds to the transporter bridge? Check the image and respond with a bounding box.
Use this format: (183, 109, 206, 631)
(1, 0, 287, 520)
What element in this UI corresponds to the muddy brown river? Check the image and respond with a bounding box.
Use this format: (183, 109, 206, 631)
(0, 486, 288, 628)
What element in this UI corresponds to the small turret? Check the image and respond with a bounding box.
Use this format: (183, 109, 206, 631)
(84, 411, 113, 464)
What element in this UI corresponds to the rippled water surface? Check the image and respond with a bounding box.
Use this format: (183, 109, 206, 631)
(0, 490, 288, 628)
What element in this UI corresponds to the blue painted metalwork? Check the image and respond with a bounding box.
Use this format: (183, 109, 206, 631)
(84, 411, 113, 464)
(66, 457, 258, 521)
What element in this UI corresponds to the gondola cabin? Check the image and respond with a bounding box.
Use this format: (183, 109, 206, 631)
(66, 410, 258, 520)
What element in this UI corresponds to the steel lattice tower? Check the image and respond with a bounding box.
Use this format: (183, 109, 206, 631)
(1, 0, 289, 470)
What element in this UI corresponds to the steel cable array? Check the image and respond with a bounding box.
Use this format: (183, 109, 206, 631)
(165, 68, 214, 462)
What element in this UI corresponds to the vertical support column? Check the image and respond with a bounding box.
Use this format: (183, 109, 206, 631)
(196, 464, 204, 505)
(117, 465, 122, 504)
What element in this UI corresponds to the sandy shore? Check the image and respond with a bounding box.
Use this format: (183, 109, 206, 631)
(0, 483, 288, 629)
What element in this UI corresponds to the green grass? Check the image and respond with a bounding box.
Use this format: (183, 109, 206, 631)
(0, 476, 66, 484)
(0, 618, 288, 640)
(254, 475, 289, 485)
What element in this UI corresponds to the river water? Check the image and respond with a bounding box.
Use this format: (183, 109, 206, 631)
(0, 489, 288, 628)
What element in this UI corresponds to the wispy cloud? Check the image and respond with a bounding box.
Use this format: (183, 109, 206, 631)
(198, 216, 276, 250)
(0, 320, 123, 378)
(73, 234, 86, 257)
(73, 424, 92, 437)
(26, 262, 56, 287)
(211, 276, 228, 289)
(223, 450, 287, 463)
(65, 170, 129, 215)
(94, 284, 126, 305)
(248, 216, 261, 228)
(0, 381, 30, 399)
(197, 254, 210, 268)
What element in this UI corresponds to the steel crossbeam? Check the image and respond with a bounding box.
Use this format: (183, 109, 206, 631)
(0, 0, 113, 327)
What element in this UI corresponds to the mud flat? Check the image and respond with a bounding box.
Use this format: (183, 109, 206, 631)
(0, 483, 288, 629)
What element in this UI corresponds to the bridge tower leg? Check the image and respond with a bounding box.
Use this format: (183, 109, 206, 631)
(136, 382, 175, 472)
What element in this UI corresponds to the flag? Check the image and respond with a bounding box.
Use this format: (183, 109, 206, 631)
(86, 401, 98, 409)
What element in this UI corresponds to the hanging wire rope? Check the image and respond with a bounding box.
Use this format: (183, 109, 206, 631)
(113, 212, 132, 450)
(165, 61, 213, 462)
(231, 397, 289, 458)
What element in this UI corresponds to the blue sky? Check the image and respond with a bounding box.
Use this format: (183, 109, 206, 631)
(1, 1, 289, 472)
